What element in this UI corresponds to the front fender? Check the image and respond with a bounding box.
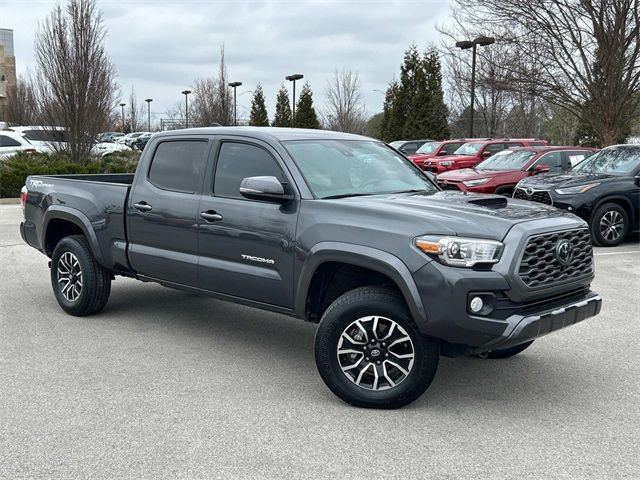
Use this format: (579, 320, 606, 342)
(295, 242, 428, 328)
(43, 206, 105, 264)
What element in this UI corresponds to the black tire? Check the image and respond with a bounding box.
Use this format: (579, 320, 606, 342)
(478, 340, 534, 359)
(590, 203, 628, 247)
(314, 286, 439, 409)
(50, 235, 111, 316)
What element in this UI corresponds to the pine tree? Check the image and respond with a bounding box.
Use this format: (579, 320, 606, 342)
(272, 85, 292, 127)
(381, 80, 402, 142)
(295, 82, 320, 129)
(249, 84, 269, 126)
(422, 49, 450, 140)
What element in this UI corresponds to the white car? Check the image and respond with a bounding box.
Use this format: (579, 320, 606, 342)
(119, 132, 149, 147)
(8, 126, 132, 157)
(0, 130, 37, 160)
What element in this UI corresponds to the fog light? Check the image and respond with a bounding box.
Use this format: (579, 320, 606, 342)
(470, 297, 484, 313)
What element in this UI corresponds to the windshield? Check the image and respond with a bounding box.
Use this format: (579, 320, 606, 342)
(283, 139, 438, 199)
(476, 150, 535, 170)
(22, 129, 67, 143)
(416, 142, 440, 154)
(453, 142, 483, 155)
(572, 146, 640, 174)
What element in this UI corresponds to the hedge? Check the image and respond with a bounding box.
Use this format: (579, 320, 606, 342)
(0, 150, 140, 198)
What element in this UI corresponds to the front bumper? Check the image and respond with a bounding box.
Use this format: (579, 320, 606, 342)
(477, 292, 601, 351)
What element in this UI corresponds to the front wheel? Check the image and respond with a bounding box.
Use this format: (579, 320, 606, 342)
(315, 286, 439, 409)
(591, 203, 628, 247)
(51, 235, 111, 316)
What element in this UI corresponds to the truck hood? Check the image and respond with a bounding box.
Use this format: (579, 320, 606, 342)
(518, 171, 623, 189)
(438, 168, 517, 181)
(331, 191, 572, 240)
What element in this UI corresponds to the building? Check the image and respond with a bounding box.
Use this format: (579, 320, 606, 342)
(0, 28, 17, 123)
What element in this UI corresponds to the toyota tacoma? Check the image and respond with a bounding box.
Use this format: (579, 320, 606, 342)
(20, 127, 602, 409)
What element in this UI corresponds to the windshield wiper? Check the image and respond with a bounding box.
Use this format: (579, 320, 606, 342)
(392, 189, 430, 195)
(321, 192, 378, 200)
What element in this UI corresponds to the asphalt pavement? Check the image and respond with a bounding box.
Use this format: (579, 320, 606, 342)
(1, 204, 639, 479)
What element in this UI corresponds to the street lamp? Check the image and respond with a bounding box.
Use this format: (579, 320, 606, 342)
(119, 103, 126, 132)
(181, 90, 192, 128)
(145, 98, 153, 131)
(456, 36, 495, 137)
(285, 73, 304, 127)
(228, 81, 242, 126)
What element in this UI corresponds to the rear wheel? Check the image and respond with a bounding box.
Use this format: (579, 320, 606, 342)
(591, 203, 628, 247)
(51, 235, 111, 316)
(315, 286, 439, 409)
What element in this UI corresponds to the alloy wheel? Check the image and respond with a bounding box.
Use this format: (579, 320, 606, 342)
(337, 316, 415, 391)
(57, 252, 83, 302)
(599, 210, 624, 242)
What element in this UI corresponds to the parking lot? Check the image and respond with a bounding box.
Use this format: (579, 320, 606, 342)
(0, 203, 638, 479)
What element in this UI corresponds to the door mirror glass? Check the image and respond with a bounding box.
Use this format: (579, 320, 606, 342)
(482, 150, 492, 157)
(239, 176, 289, 203)
(533, 164, 551, 174)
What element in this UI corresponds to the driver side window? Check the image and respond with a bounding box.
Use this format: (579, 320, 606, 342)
(213, 142, 286, 200)
(536, 151, 563, 172)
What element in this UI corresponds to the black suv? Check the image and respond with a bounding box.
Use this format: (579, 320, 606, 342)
(515, 144, 640, 246)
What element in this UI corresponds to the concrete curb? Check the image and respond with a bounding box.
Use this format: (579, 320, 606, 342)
(0, 198, 20, 205)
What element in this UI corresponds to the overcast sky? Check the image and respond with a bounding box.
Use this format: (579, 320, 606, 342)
(3, 0, 452, 121)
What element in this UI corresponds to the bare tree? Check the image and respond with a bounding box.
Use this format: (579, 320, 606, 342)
(33, 0, 117, 162)
(5, 73, 37, 126)
(447, 0, 640, 145)
(127, 86, 146, 132)
(191, 44, 233, 126)
(322, 70, 368, 133)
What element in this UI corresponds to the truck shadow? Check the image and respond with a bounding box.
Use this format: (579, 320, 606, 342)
(104, 280, 597, 411)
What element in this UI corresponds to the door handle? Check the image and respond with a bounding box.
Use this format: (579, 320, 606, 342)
(200, 210, 223, 222)
(133, 201, 153, 212)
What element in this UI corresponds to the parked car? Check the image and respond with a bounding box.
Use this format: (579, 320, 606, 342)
(98, 132, 125, 143)
(0, 130, 37, 159)
(121, 132, 149, 147)
(407, 139, 473, 169)
(389, 139, 434, 155)
(515, 144, 640, 246)
(131, 132, 153, 150)
(20, 127, 602, 409)
(8, 126, 131, 157)
(422, 138, 548, 174)
(437, 146, 597, 195)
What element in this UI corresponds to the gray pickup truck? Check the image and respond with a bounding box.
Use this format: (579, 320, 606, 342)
(20, 127, 602, 408)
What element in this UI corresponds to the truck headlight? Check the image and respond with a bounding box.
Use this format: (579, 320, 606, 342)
(439, 161, 453, 167)
(414, 236, 503, 267)
(555, 183, 600, 194)
(462, 178, 490, 187)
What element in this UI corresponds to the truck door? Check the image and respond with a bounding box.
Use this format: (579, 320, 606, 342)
(127, 137, 211, 286)
(197, 138, 298, 308)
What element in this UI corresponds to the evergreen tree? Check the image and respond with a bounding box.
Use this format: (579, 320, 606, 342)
(295, 82, 320, 129)
(422, 50, 450, 140)
(249, 84, 269, 126)
(272, 85, 292, 127)
(381, 80, 402, 142)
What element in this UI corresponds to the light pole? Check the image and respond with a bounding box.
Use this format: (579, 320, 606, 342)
(228, 81, 242, 126)
(285, 73, 304, 127)
(119, 103, 126, 132)
(181, 90, 192, 128)
(145, 98, 153, 131)
(456, 36, 495, 138)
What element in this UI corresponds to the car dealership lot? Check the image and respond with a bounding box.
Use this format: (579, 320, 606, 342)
(0, 204, 638, 479)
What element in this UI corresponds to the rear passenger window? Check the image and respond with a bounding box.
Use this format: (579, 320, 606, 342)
(485, 143, 505, 154)
(442, 143, 462, 154)
(148, 140, 209, 193)
(0, 135, 21, 147)
(214, 142, 285, 200)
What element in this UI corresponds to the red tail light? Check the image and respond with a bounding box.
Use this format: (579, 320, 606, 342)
(20, 186, 27, 214)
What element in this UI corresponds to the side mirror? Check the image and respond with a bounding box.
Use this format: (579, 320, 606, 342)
(239, 176, 291, 203)
(481, 151, 492, 157)
(533, 164, 550, 175)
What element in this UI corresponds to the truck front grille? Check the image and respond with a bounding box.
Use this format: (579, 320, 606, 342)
(514, 187, 553, 205)
(518, 228, 593, 288)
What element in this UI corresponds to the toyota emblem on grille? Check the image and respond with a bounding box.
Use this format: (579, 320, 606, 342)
(556, 239, 574, 266)
(525, 187, 534, 196)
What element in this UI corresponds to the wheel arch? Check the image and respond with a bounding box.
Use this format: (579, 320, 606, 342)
(296, 242, 428, 328)
(591, 195, 635, 228)
(43, 206, 105, 264)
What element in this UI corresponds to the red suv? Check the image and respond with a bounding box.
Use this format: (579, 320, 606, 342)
(423, 138, 548, 174)
(407, 139, 471, 169)
(437, 146, 597, 195)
